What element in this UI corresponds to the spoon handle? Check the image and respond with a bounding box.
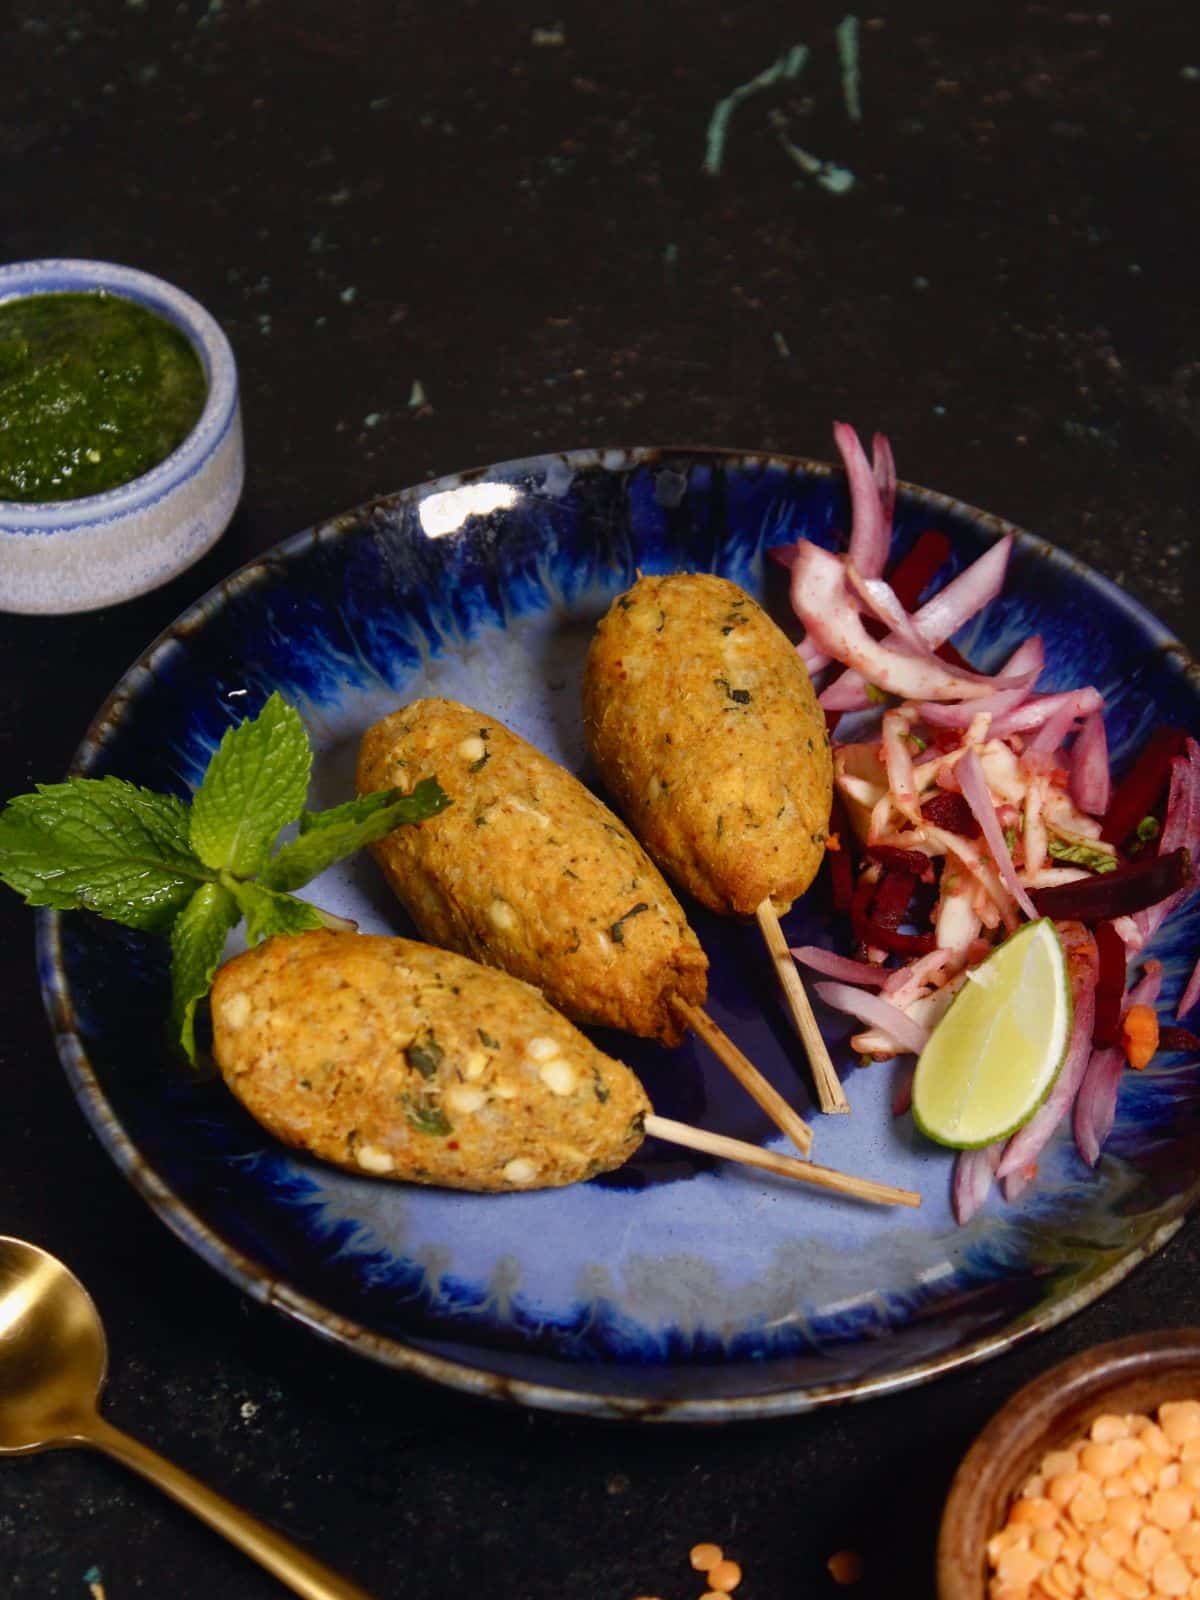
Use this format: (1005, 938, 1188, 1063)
(82, 1415, 378, 1600)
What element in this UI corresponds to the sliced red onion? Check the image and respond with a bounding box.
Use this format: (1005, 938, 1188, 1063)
(1110, 913, 1144, 957)
(835, 421, 889, 580)
(1073, 960, 1164, 1167)
(1002, 1164, 1037, 1203)
(768, 541, 801, 570)
(1028, 695, 1082, 756)
(791, 543, 1022, 703)
(892, 1061, 915, 1117)
(882, 946, 955, 997)
(799, 636, 832, 675)
(916, 637, 1045, 728)
(910, 535, 1013, 647)
(819, 673, 873, 713)
(1161, 744, 1200, 859)
(845, 567, 933, 653)
(1179, 953, 1200, 1020)
(919, 675, 1042, 729)
(821, 536, 1014, 710)
(957, 747, 1040, 920)
(996, 926, 1099, 1178)
(1133, 742, 1200, 946)
(812, 980, 932, 1055)
(1070, 711, 1111, 818)
(873, 432, 896, 535)
(1126, 959, 1163, 1010)
(988, 688, 1105, 739)
(1073, 1046, 1124, 1168)
(790, 946, 889, 987)
(846, 567, 1033, 697)
(953, 1143, 1002, 1225)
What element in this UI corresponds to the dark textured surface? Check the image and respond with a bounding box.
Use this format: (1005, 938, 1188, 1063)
(2, 2, 1199, 1596)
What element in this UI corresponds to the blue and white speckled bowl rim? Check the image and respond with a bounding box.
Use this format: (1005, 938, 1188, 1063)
(35, 446, 1200, 1422)
(0, 257, 239, 531)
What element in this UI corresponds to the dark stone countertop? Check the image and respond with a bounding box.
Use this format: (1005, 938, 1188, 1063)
(2, 2, 1199, 1596)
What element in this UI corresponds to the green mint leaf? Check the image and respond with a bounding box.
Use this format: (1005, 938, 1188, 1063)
(189, 693, 312, 878)
(170, 883, 240, 1063)
(226, 880, 326, 946)
(261, 778, 450, 892)
(296, 781, 449, 837)
(1047, 835, 1119, 875)
(405, 1031, 443, 1079)
(0, 777, 210, 931)
(403, 1098, 452, 1137)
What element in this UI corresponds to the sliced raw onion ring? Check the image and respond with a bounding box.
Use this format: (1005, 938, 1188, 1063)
(988, 687, 1104, 739)
(811, 980, 932, 1055)
(873, 431, 896, 535)
(835, 421, 889, 580)
(1070, 710, 1111, 818)
(790, 947, 889, 987)
(957, 747, 1039, 920)
(952, 1143, 1002, 1225)
(792, 543, 1026, 703)
(917, 636, 1044, 729)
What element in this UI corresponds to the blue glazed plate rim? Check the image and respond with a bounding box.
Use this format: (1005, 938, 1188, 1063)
(36, 444, 1200, 1422)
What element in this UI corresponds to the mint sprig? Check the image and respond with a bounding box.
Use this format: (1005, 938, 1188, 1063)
(260, 780, 447, 892)
(0, 778, 204, 931)
(189, 693, 313, 877)
(171, 883, 241, 1062)
(0, 692, 450, 1062)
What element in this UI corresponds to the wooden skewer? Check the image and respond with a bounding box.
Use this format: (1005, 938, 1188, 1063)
(669, 996, 813, 1157)
(754, 898, 850, 1115)
(643, 1115, 919, 1209)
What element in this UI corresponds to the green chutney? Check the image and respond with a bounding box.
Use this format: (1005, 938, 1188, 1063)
(0, 290, 208, 502)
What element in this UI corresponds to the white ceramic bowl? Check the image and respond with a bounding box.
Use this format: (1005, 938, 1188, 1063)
(0, 259, 243, 615)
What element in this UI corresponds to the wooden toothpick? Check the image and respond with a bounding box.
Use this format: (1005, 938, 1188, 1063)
(755, 898, 850, 1114)
(669, 996, 813, 1156)
(643, 1115, 919, 1208)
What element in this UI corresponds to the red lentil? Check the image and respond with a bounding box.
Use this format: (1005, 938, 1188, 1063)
(988, 1401, 1200, 1600)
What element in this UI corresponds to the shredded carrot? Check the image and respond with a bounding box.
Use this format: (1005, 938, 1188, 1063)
(1121, 1003, 1160, 1071)
(825, 832, 842, 852)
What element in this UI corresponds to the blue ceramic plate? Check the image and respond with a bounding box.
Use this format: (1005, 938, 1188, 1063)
(39, 449, 1200, 1421)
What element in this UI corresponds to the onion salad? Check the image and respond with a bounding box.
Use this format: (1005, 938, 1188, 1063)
(778, 423, 1200, 1222)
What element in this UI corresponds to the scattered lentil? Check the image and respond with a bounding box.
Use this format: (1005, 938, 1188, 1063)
(705, 1558, 741, 1592)
(690, 1545, 723, 1573)
(827, 1548, 865, 1584)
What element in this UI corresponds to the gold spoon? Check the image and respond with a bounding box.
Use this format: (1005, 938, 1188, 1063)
(0, 1236, 377, 1600)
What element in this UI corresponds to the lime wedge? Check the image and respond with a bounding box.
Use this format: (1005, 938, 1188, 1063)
(912, 919, 1072, 1150)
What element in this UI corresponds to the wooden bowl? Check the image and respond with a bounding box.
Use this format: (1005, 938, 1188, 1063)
(937, 1330, 1200, 1599)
